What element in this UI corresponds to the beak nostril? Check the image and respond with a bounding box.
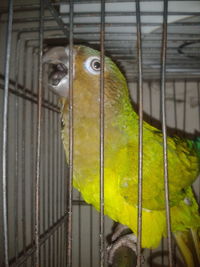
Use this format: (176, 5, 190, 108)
(54, 63, 68, 75)
(57, 63, 67, 72)
(50, 71, 67, 86)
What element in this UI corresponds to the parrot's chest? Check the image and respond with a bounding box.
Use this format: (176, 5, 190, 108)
(62, 110, 199, 213)
(73, 163, 131, 226)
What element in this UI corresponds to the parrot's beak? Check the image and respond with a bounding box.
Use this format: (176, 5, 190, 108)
(43, 46, 70, 98)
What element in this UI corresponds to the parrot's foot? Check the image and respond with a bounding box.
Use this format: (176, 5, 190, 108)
(111, 224, 131, 242)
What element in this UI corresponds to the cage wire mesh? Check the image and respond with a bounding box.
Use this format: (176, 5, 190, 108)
(0, 0, 200, 267)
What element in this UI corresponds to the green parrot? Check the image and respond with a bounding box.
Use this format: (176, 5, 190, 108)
(43, 45, 200, 266)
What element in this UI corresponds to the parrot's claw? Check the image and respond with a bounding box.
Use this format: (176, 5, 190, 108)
(107, 233, 142, 265)
(111, 224, 131, 242)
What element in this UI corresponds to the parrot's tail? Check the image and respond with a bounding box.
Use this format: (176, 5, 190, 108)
(173, 228, 200, 267)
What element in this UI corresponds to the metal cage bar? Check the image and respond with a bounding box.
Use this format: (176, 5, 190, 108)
(160, 0, 173, 266)
(2, 1, 14, 266)
(1, 1, 200, 267)
(13, 34, 21, 265)
(1, 3, 68, 267)
(99, 1, 106, 267)
(66, 0, 74, 266)
(135, 0, 144, 266)
(34, 0, 44, 265)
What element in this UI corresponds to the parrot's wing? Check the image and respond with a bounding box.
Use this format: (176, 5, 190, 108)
(116, 137, 184, 211)
(117, 126, 199, 211)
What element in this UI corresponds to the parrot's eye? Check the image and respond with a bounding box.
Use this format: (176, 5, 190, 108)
(91, 59, 101, 71)
(84, 56, 101, 75)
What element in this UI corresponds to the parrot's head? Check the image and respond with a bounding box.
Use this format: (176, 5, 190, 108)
(43, 45, 128, 105)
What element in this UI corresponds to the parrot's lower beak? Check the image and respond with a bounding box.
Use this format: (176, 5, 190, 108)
(43, 47, 70, 98)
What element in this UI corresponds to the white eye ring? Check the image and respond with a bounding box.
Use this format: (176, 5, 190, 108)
(84, 56, 101, 75)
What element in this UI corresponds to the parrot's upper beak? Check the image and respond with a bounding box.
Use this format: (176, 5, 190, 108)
(43, 46, 70, 98)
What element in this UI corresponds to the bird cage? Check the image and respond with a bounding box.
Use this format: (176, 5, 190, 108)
(0, 0, 200, 267)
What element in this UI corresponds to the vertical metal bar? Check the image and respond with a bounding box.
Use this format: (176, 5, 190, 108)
(2, 1, 14, 266)
(197, 81, 200, 205)
(183, 80, 187, 134)
(22, 42, 28, 264)
(149, 82, 153, 267)
(52, 95, 55, 266)
(100, 1, 105, 266)
(59, 126, 62, 267)
(135, 1, 143, 266)
(35, 1, 44, 266)
(173, 92, 177, 265)
(61, 224, 64, 267)
(63, 150, 68, 267)
(56, 116, 59, 267)
(67, 0, 74, 266)
(90, 206, 93, 267)
(160, 1, 173, 266)
(198, 81, 200, 133)
(56, 115, 61, 266)
(149, 82, 152, 124)
(78, 194, 81, 267)
(31, 49, 37, 267)
(58, 227, 60, 267)
(60, 133, 63, 267)
(42, 97, 46, 267)
(47, 104, 52, 266)
(148, 81, 153, 267)
(47, 85, 52, 267)
(14, 35, 21, 263)
(172, 80, 178, 132)
(52, 105, 56, 266)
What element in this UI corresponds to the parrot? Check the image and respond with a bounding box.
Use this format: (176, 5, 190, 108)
(43, 45, 200, 266)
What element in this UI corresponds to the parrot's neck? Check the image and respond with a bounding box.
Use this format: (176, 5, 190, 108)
(61, 85, 139, 151)
(60, 81, 139, 190)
